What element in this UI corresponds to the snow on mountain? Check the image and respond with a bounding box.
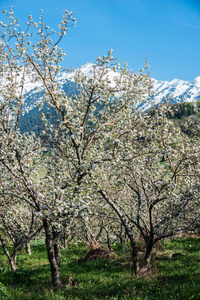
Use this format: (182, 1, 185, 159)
(153, 77, 200, 103)
(20, 63, 200, 112)
(141, 76, 200, 111)
(56, 62, 94, 82)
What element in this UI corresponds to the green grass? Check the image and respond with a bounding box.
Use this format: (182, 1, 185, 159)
(0, 237, 200, 299)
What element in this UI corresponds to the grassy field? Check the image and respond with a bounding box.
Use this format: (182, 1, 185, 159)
(0, 237, 200, 299)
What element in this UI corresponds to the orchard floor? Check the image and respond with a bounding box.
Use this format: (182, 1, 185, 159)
(0, 237, 200, 299)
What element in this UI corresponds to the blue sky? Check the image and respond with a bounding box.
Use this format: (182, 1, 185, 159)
(0, 0, 200, 81)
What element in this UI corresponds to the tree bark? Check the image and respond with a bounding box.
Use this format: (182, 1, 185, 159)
(9, 255, 18, 271)
(43, 219, 62, 287)
(0, 236, 18, 271)
(61, 232, 68, 249)
(54, 241, 61, 268)
(143, 248, 152, 270)
(139, 238, 153, 274)
(26, 242, 31, 255)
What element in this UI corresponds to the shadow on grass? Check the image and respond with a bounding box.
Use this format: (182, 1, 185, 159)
(167, 237, 200, 253)
(0, 238, 199, 299)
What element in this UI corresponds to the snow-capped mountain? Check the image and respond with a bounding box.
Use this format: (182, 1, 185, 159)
(16, 63, 200, 134)
(21, 63, 94, 111)
(21, 63, 200, 112)
(141, 76, 200, 111)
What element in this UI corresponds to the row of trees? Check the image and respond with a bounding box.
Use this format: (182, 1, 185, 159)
(0, 7, 200, 287)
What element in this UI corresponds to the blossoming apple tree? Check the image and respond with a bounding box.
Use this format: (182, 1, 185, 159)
(95, 104, 200, 273)
(0, 7, 151, 285)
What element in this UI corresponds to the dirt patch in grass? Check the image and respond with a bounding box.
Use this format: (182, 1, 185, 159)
(79, 247, 117, 262)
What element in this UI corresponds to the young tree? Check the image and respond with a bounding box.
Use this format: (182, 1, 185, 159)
(0, 7, 150, 285)
(0, 199, 43, 270)
(95, 105, 200, 273)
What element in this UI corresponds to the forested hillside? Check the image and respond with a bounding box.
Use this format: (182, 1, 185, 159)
(167, 101, 200, 137)
(18, 99, 200, 136)
(18, 79, 79, 134)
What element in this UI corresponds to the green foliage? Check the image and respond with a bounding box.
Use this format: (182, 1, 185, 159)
(18, 104, 58, 136)
(0, 282, 10, 299)
(167, 101, 200, 119)
(0, 238, 200, 299)
(148, 100, 200, 137)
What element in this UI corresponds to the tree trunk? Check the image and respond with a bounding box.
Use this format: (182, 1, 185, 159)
(10, 252, 18, 271)
(43, 219, 62, 287)
(9, 256, 18, 271)
(143, 250, 152, 271)
(61, 232, 68, 249)
(105, 229, 113, 252)
(54, 241, 61, 268)
(26, 242, 31, 255)
(139, 239, 153, 274)
(0, 236, 18, 271)
(122, 218, 140, 274)
(98, 189, 140, 274)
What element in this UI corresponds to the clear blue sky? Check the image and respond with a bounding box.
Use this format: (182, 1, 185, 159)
(0, 0, 200, 81)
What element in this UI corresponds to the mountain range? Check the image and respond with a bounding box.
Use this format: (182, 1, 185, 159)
(17, 63, 200, 133)
(22, 63, 200, 111)
(142, 75, 200, 111)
